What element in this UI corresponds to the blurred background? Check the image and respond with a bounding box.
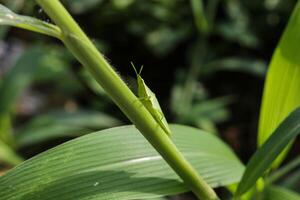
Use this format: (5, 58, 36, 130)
(0, 0, 299, 198)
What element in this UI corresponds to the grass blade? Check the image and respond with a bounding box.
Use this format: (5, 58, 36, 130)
(0, 125, 244, 200)
(264, 186, 300, 200)
(267, 155, 300, 184)
(0, 4, 61, 39)
(204, 57, 267, 77)
(15, 110, 122, 147)
(280, 169, 300, 192)
(0, 0, 24, 38)
(0, 47, 45, 115)
(0, 47, 47, 145)
(0, 140, 23, 166)
(258, 1, 300, 167)
(190, 0, 209, 34)
(236, 108, 300, 196)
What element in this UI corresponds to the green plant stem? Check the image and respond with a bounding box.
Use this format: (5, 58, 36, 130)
(35, 0, 219, 199)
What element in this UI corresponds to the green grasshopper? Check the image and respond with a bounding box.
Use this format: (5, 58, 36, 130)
(132, 63, 171, 136)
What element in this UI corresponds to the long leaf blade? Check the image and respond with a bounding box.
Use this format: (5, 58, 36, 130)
(280, 169, 300, 192)
(267, 155, 300, 184)
(264, 186, 300, 200)
(0, 47, 45, 115)
(0, 47, 47, 145)
(258, 1, 300, 167)
(236, 108, 300, 196)
(0, 125, 244, 200)
(0, 4, 61, 39)
(15, 110, 122, 147)
(0, 140, 23, 166)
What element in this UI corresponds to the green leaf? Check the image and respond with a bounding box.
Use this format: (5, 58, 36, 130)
(0, 4, 61, 39)
(0, 140, 23, 166)
(112, 0, 134, 10)
(236, 108, 300, 196)
(0, 0, 25, 38)
(0, 125, 244, 200)
(145, 26, 189, 56)
(0, 47, 46, 144)
(268, 155, 300, 184)
(188, 97, 232, 123)
(181, 97, 232, 133)
(190, 0, 209, 34)
(0, 113, 13, 146)
(258, 1, 300, 167)
(203, 57, 267, 77)
(264, 186, 300, 200)
(0, 47, 47, 115)
(280, 169, 300, 192)
(15, 110, 122, 147)
(218, 0, 258, 47)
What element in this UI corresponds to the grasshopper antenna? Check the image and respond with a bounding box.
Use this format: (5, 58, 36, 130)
(131, 62, 143, 76)
(139, 65, 144, 75)
(131, 62, 138, 76)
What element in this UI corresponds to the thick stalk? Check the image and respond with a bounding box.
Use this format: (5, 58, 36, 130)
(35, 0, 219, 199)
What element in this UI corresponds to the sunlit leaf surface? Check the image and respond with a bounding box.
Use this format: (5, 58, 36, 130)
(258, 1, 300, 167)
(0, 125, 244, 200)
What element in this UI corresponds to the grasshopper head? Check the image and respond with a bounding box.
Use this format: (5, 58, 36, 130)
(131, 62, 148, 98)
